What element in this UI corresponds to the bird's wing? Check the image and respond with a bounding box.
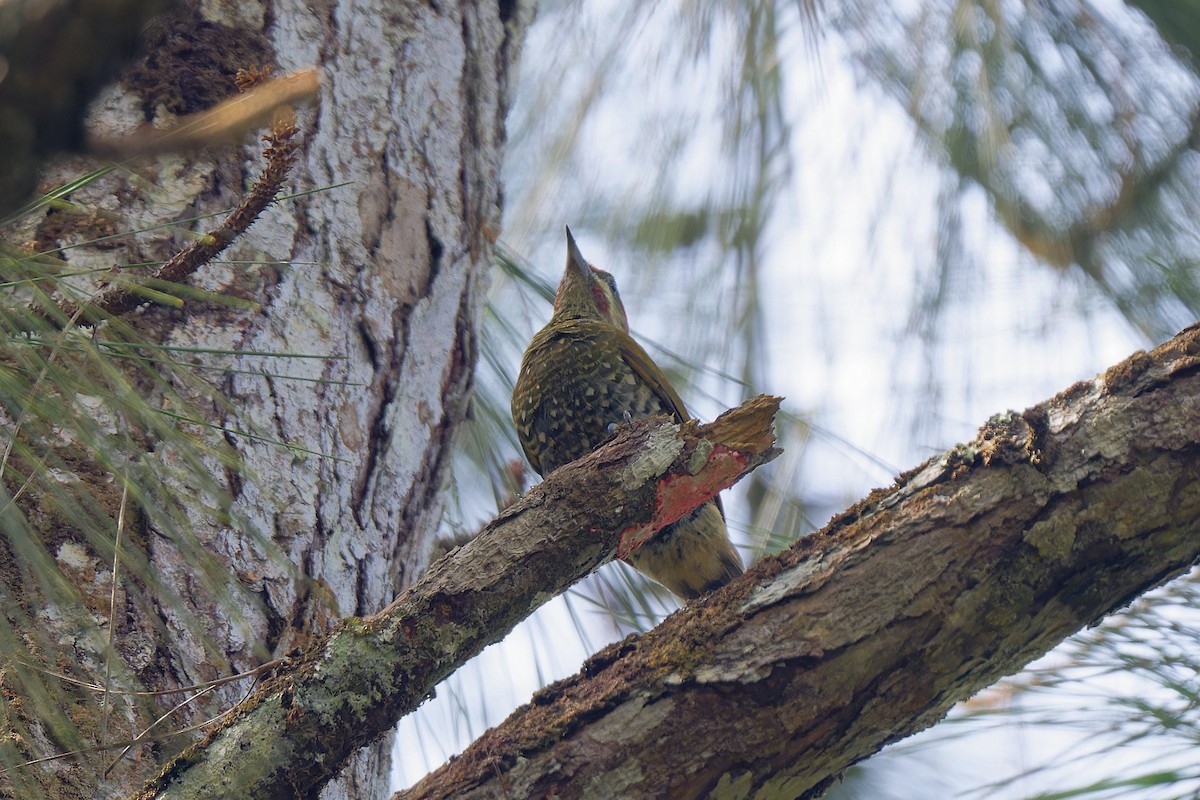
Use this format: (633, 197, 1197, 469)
(516, 424, 543, 478)
(615, 330, 690, 422)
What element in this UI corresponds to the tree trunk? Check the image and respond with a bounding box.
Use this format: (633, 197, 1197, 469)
(0, 1, 529, 798)
(396, 325, 1200, 800)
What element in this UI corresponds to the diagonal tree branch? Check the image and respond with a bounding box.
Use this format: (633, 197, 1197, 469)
(130, 396, 783, 800)
(397, 324, 1200, 800)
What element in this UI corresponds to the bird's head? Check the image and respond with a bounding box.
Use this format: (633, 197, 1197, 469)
(552, 226, 630, 332)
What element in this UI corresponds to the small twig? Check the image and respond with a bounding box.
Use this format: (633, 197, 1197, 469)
(102, 685, 212, 776)
(51, 121, 302, 328)
(12, 657, 286, 697)
(0, 685, 248, 775)
(99, 476, 130, 773)
(104, 678, 256, 777)
(0, 659, 282, 776)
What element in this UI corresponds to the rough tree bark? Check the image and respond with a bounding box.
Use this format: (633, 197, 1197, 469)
(0, 1, 530, 798)
(395, 325, 1200, 800)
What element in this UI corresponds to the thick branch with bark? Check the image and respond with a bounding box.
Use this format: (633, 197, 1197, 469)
(398, 325, 1200, 800)
(132, 397, 782, 800)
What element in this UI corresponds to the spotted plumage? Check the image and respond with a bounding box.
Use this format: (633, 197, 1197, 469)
(511, 227, 743, 599)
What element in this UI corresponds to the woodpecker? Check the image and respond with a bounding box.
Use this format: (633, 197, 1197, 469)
(511, 227, 743, 598)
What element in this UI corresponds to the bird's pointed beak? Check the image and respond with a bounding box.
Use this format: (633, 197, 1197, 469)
(565, 225, 589, 276)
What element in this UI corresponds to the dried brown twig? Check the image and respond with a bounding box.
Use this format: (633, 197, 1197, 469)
(44, 119, 301, 329)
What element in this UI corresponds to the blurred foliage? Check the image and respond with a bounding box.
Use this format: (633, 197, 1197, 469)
(0, 0, 178, 213)
(0, 168, 307, 784)
(837, 0, 1200, 339)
